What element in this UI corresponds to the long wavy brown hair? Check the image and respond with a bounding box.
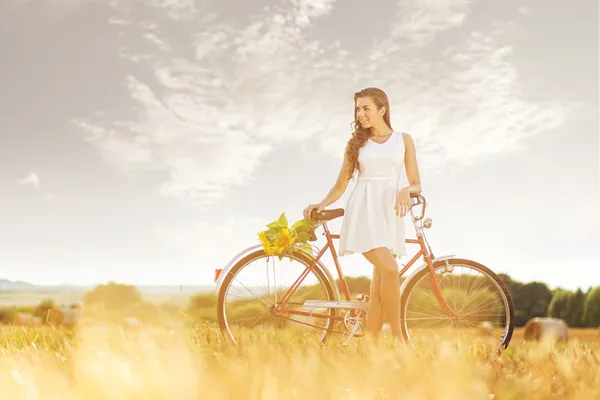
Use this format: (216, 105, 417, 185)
(344, 87, 392, 180)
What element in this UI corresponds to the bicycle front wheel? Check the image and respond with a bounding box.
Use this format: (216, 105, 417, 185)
(216, 249, 338, 346)
(400, 258, 515, 353)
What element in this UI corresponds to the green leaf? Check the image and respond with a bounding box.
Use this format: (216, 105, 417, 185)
(291, 220, 312, 234)
(290, 219, 303, 229)
(266, 213, 289, 230)
(266, 220, 280, 229)
(298, 225, 312, 234)
(277, 212, 288, 228)
(296, 232, 310, 243)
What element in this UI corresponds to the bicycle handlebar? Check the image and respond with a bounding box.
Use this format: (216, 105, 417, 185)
(409, 193, 427, 221)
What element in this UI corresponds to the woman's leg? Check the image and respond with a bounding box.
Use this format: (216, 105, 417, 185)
(362, 247, 402, 339)
(365, 266, 385, 339)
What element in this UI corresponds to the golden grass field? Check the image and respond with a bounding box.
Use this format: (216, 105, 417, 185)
(1, 322, 599, 400)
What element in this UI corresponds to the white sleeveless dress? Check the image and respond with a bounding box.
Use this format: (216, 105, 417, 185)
(338, 130, 407, 259)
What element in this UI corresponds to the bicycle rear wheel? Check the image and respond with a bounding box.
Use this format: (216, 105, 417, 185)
(400, 258, 515, 353)
(216, 249, 338, 346)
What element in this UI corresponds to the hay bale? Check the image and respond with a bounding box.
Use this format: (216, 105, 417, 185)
(46, 307, 81, 328)
(12, 313, 34, 326)
(12, 313, 42, 326)
(523, 317, 568, 342)
(62, 308, 80, 328)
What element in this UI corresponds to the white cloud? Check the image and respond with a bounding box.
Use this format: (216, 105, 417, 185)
(137, 0, 200, 20)
(390, 0, 474, 48)
(19, 0, 201, 21)
(16, 173, 40, 189)
(292, 0, 337, 27)
(74, 73, 273, 206)
(74, 0, 573, 207)
(75, 2, 346, 207)
(144, 32, 171, 52)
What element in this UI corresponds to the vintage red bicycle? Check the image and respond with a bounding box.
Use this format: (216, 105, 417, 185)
(214, 193, 515, 352)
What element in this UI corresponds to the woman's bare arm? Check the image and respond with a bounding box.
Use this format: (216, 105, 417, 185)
(317, 145, 353, 207)
(402, 133, 422, 194)
(304, 144, 353, 218)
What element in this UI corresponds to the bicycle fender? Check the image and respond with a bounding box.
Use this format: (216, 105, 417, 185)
(213, 244, 263, 293)
(399, 254, 456, 296)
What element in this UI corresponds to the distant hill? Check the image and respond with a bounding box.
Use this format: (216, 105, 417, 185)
(0, 279, 37, 291)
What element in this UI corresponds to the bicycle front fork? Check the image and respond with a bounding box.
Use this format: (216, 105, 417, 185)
(425, 255, 459, 318)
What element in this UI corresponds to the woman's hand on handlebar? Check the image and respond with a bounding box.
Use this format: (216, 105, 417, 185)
(303, 203, 324, 219)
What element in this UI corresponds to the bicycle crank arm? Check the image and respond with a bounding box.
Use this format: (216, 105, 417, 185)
(303, 300, 369, 312)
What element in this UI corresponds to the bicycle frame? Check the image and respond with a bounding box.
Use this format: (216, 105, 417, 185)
(271, 197, 459, 322)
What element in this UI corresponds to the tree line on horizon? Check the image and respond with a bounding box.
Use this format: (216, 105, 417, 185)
(1, 273, 599, 328)
(497, 273, 599, 327)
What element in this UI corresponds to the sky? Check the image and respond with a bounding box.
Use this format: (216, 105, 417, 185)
(0, 0, 598, 291)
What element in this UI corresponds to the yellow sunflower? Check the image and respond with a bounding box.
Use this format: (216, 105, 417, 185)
(273, 227, 295, 255)
(258, 231, 275, 256)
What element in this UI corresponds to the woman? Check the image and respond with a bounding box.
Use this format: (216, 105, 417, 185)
(303, 87, 422, 342)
